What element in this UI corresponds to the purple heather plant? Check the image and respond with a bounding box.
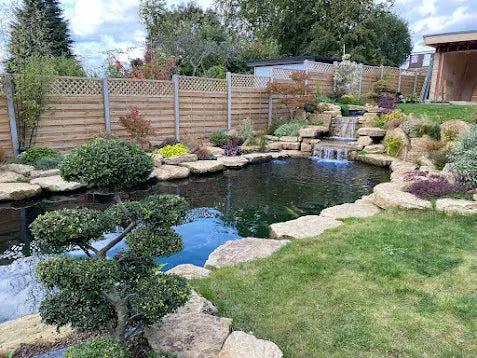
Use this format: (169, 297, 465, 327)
(223, 142, 241, 156)
(407, 176, 466, 199)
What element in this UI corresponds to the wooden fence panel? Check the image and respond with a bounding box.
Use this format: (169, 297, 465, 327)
(0, 96, 13, 159)
(231, 88, 269, 132)
(309, 72, 334, 95)
(272, 96, 291, 121)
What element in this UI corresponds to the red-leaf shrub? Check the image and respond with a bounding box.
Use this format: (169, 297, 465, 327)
(114, 46, 175, 80)
(119, 108, 155, 146)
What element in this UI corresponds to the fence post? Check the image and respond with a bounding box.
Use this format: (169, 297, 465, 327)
(102, 78, 111, 135)
(226, 72, 232, 130)
(357, 64, 364, 98)
(304, 60, 309, 94)
(332, 61, 338, 93)
(173, 75, 180, 141)
(380, 65, 384, 80)
(413, 69, 418, 93)
(268, 70, 274, 126)
(5, 74, 19, 157)
(397, 69, 402, 92)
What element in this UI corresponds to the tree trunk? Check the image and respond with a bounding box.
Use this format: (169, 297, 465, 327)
(106, 291, 129, 344)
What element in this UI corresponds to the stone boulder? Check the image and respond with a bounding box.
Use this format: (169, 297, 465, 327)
(266, 135, 279, 141)
(281, 142, 300, 150)
(0, 183, 41, 201)
(361, 113, 378, 127)
(363, 144, 385, 154)
(373, 182, 431, 210)
(355, 154, 394, 167)
(179, 160, 224, 174)
(435, 198, 477, 215)
(355, 194, 377, 206)
(279, 136, 299, 142)
(151, 153, 163, 167)
(384, 127, 410, 160)
(309, 113, 332, 128)
(270, 151, 290, 160)
(300, 142, 313, 152)
(357, 127, 386, 138)
(219, 331, 283, 358)
(152, 165, 190, 180)
(407, 135, 432, 162)
(356, 136, 373, 149)
(298, 126, 328, 138)
(440, 120, 471, 142)
(167, 264, 211, 279)
(266, 142, 283, 151)
(320, 203, 381, 220)
(270, 215, 342, 240)
(29, 168, 60, 179)
(218, 156, 249, 168)
(243, 153, 272, 163)
(205, 146, 225, 158)
(3, 163, 34, 176)
(164, 154, 198, 165)
(30, 176, 85, 192)
(0, 171, 23, 183)
(282, 150, 309, 158)
(205, 238, 290, 269)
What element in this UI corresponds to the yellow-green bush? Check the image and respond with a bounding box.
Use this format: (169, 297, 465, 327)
(383, 136, 401, 157)
(373, 111, 406, 128)
(158, 144, 189, 158)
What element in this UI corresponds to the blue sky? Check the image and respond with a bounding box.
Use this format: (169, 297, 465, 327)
(1, 0, 477, 72)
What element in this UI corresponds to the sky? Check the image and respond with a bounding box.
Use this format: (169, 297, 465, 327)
(0, 0, 476, 73)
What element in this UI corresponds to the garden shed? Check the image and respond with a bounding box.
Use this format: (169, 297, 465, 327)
(425, 30, 477, 102)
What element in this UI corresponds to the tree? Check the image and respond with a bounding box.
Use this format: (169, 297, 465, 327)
(334, 54, 360, 97)
(30, 138, 191, 344)
(43, 0, 74, 57)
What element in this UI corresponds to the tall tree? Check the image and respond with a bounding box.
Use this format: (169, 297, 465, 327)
(44, 0, 74, 57)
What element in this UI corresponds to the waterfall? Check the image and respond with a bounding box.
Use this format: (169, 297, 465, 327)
(313, 145, 349, 161)
(333, 117, 358, 139)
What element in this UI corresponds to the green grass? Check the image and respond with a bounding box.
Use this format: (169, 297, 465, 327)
(398, 103, 477, 124)
(193, 210, 477, 358)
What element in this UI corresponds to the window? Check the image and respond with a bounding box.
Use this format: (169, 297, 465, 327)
(411, 55, 419, 63)
(423, 54, 431, 67)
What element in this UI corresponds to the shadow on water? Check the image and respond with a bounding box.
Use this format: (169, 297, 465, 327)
(0, 158, 390, 322)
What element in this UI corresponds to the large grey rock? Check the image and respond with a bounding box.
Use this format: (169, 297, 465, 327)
(300, 142, 313, 152)
(270, 151, 290, 160)
(440, 120, 471, 142)
(298, 126, 328, 138)
(355, 193, 377, 206)
(0, 171, 23, 183)
(217, 156, 248, 168)
(266, 142, 283, 151)
(356, 136, 373, 149)
(3, 163, 34, 176)
(281, 142, 300, 150)
(205, 146, 225, 158)
(0, 183, 41, 201)
(390, 160, 417, 172)
(164, 154, 198, 165)
(373, 182, 431, 210)
(30, 169, 60, 179)
(176, 290, 218, 316)
(279, 136, 299, 142)
(282, 150, 309, 158)
(219, 331, 283, 358)
(435, 198, 477, 215)
(361, 113, 378, 127)
(355, 154, 394, 167)
(270, 215, 342, 240)
(151, 153, 163, 167)
(30, 176, 85, 192)
(407, 136, 432, 162)
(363, 144, 385, 154)
(152, 165, 190, 180)
(243, 153, 272, 163)
(205, 238, 289, 269)
(320, 203, 381, 219)
(357, 127, 386, 138)
(179, 160, 224, 174)
(167, 264, 211, 279)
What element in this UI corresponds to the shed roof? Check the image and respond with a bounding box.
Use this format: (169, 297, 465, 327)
(423, 30, 477, 47)
(247, 56, 340, 67)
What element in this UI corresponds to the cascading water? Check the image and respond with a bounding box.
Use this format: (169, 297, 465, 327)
(333, 116, 358, 139)
(313, 145, 349, 161)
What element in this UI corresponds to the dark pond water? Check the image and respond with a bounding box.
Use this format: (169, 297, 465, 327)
(0, 158, 389, 322)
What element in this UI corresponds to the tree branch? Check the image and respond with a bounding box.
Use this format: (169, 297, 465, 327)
(98, 221, 136, 257)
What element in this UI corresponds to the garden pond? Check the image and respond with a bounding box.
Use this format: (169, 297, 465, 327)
(0, 158, 389, 322)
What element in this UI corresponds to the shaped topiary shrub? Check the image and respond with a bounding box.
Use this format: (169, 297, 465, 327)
(158, 143, 189, 158)
(449, 125, 477, 187)
(20, 146, 61, 165)
(209, 131, 230, 147)
(64, 337, 127, 358)
(31, 138, 191, 346)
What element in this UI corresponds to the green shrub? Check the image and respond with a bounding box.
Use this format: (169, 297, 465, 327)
(383, 137, 401, 157)
(428, 124, 441, 141)
(449, 125, 477, 187)
(311, 119, 324, 126)
(401, 117, 424, 137)
(338, 103, 349, 116)
(337, 95, 364, 106)
(274, 121, 308, 137)
(35, 157, 62, 170)
(239, 118, 254, 141)
(267, 119, 288, 135)
(63, 338, 127, 358)
(158, 143, 189, 158)
(20, 146, 60, 165)
(61, 139, 153, 189)
(429, 149, 448, 170)
(243, 134, 268, 152)
(209, 131, 230, 147)
(373, 111, 406, 128)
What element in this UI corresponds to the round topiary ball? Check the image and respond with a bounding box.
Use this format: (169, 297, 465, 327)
(60, 138, 153, 189)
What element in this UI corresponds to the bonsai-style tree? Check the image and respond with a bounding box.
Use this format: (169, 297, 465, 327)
(30, 138, 191, 344)
(266, 70, 315, 120)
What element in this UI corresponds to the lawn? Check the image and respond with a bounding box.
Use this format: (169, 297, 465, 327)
(193, 210, 477, 358)
(398, 103, 477, 124)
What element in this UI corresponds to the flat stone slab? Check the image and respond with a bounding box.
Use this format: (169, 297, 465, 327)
(243, 153, 273, 163)
(357, 127, 386, 137)
(281, 142, 300, 150)
(151, 153, 163, 167)
(219, 331, 283, 358)
(30, 169, 60, 179)
(179, 160, 224, 174)
(436, 198, 477, 215)
(164, 154, 198, 165)
(320, 203, 381, 220)
(218, 156, 248, 168)
(356, 154, 394, 167)
(363, 144, 385, 154)
(205, 146, 225, 157)
(0, 183, 41, 201)
(0, 171, 24, 183)
(356, 136, 373, 149)
(270, 151, 290, 160)
(152, 165, 190, 180)
(205, 238, 290, 269)
(373, 182, 431, 210)
(279, 136, 299, 142)
(270, 215, 343, 240)
(30, 175, 85, 192)
(167, 264, 211, 279)
(3, 163, 34, 176)
(282, 150, 309, 158)
(298, 125, 328, 138)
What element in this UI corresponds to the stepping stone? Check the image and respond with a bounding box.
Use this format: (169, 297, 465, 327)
(435, 198, 477, 215)
(0, 183, 41, 201)
(164, 154, 198, 165)
(242, 153, 273, 163)
(30, 169, 60, 179)
(205, 146, 225, 158)
(357, 127, 386, 137)
(151, 165, 190, 180)
(217, 156, 248, 168)
(205, 238, 290, 269)
(270, 215, 342, 240)
(167, 264, 211, 279)
(219, 331, 283, 358)
(179, 160, 224, 174)
(372, 182, 431, 210)
(320, 203, 381, 220)
(0, 171, 23, 183)
(30, 175, 85, 192)
(355, 154, 394, 167)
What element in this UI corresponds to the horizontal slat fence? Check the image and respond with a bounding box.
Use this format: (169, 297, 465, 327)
(0, 62, 428, 157)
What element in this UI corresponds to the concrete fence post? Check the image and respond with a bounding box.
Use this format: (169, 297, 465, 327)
(268, 70, 274, 126)
(226, 72, 232, 130)
(5, 74, 19, 156)
(357, 64, 364, 98)
(332, 61, 338, 93)
(397, 69, 402, 92)
(173, 75, 180, 141)
(304, 60, 309, 95)
(102, 78, 111, 135)
(380, 65, 384, 80)
(413, 69, 419, 93)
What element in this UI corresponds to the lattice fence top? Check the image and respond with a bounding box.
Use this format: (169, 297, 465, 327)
(109, 78, 173, 97)
(307, 61, 334, 73)
(0, 75, 5, 97)
(231, 74, 270, 89)
(178, 76, 227, 92)
(50, 77, 103, 96)
(363, 65, 381, 76)
(272, 68, 302, 81)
